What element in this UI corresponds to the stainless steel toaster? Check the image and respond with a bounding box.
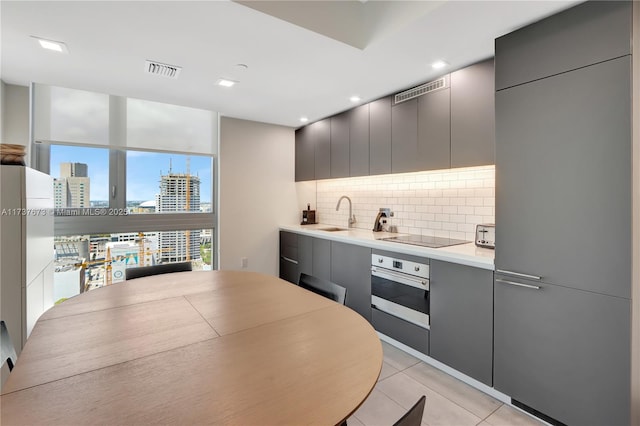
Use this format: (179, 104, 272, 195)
(475, 224, 495, 249)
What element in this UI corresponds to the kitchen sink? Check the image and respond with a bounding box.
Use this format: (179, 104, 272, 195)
(318, 227, 348, 232)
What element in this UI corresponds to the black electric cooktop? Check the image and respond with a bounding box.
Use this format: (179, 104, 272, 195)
(380, 235, 470, 248)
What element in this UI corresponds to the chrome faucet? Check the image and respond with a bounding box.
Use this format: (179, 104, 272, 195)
(336, 195, 356, 228)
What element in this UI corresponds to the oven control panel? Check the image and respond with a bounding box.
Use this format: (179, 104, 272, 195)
(371, 254, 429, 279)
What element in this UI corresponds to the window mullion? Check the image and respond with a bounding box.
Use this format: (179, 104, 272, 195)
(109, 149, 126, 209)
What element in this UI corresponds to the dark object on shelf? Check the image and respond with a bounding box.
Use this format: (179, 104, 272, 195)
(301, 203, 316, 225)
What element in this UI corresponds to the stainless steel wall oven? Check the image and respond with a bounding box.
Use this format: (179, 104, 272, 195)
(371, 253, 430, 330)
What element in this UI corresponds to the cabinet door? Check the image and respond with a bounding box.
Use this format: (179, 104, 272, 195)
(369, 96, 392, 175)
(417, 87, 450, 171)
(279, 231, 299, 284)
(391, 98, 418, 173)
(298, 235, 313, 278)
(294, 125, 314, 182)
(495, 1, 631, 90)
(330, 112, 350, 178)
(312, 238, 331, 281)
(350, 104, 369, 177)
(450, 60, 495, 168)
(494, 278, 630, 426)
(313, 119, 331, 180)
(430, 260, 493, 386)
(495, 56, 631, 298)
(331, 241, 372, 322)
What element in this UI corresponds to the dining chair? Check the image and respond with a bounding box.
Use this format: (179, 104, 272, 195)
(125, 261, 192, 280)
(393, 395, 426, 426)
(298, 273, 347, 305)
(1, 320, 18, 372)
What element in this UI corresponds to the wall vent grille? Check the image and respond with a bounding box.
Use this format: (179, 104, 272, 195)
(145, 60, 182, 79)
(394, 77, 446, 104)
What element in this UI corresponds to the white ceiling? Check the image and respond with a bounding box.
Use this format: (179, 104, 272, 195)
(1, 0, 581, 128)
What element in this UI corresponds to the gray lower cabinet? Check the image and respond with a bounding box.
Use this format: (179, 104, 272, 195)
(297, 234, 313, 278)
(330, 241, 372, 322)
(279, 231, 299, 284)
(311, 237, 331, 281)
(494, 276, 630, 426)
(450, 59, 494, 168)
(294, 125, 314, 182)
(371, 308, 429, 355)
(349, 103, 369, 177)
(495, 56, 631, 299)
(495, 0, 631, 90)
(330, 112, 350, 178)
(369, 96, 392, 175)
(429, 260, 493, 386)
(313, 119, 331, 180)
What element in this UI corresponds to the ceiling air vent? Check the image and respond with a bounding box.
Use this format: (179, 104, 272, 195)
(394, 77, 446, 104)
(145, 60, 182, 79)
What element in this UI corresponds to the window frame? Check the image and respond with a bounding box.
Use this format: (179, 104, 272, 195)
(32, 142, 217, 268)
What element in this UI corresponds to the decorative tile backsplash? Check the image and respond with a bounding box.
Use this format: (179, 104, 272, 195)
(309, 165, 495, 241)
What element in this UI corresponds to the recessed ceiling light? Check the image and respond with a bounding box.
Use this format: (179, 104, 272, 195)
(216, 79, 236, 87)
(349, 96, 361, 103)
(300, 117, 309, 123)
(32, 36, 68, 53)
(431, 60, 448, 70)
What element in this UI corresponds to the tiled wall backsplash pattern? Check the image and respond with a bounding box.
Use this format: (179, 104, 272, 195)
(315, 166, 495, 241)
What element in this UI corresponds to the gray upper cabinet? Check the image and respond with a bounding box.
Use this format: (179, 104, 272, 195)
(349, 104, 370, 177)
(330, 112, 350, 178)
(331, 241, 372, 322)
(369, 96, 392, 175)
(494, 277, 630, 426)
(450, 59, 495, 168)
(391, 98, 418, 173)
(392, 83, 451, 173)
(429, 260, 493, 386)
(495, 56, 631, 298)
(495, 0, 631, 90)
(417, 86, 450, 171)
(294, 125, 314, 182)
(313, 119, 331, 180)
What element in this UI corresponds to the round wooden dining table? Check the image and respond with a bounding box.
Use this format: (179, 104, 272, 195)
(0, 270, 382, 425)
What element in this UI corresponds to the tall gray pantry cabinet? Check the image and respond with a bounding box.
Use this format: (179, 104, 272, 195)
(494, 1, 632, 425)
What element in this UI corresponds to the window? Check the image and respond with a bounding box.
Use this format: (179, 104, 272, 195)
(32, 83, 219, 294)
(54, 229, 213, 298)
(126, 151, 212, 214)
(50, 145, 108, 209)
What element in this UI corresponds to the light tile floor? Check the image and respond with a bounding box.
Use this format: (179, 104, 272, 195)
(349, 341, 545, 426)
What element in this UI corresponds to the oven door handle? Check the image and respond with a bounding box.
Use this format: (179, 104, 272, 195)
(371, 296, 430, 330)
(371, 266, 429, 290)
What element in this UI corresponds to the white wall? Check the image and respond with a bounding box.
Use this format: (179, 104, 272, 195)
(1, 83, 29, 146)
(219, 117, 297, 275)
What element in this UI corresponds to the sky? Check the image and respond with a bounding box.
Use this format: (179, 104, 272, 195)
(50, 145, 213, 203)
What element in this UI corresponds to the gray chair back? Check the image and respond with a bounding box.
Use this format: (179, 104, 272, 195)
(298, 273, 347, 305)
(393, 395, 426, 426)
(1, 320, 18, 372)
(125, 261, 192, 280)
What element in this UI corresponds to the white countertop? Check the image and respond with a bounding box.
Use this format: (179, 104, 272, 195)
(280, 224, 495, 270)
